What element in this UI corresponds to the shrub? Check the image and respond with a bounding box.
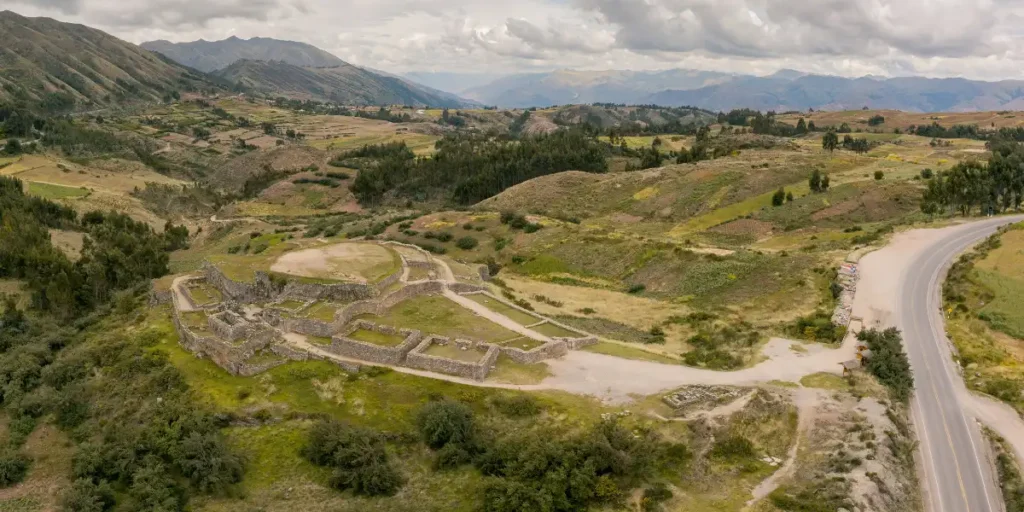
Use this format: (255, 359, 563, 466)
(579, 307, 596, 315)
(301, 420, 403, 496)
(61, 478, 116, 512)
(416, 400, 475, 450)
(491, 395, 540, 417)
(0, 450, 30, 487)
(920, 168, 934, 179)
(627, 283, 646, 294)
(858, 328, 913, 402)
(436, 232, 454, 242)
(772, 187, 786, 206)
(874, 170, 884, 180)
(434, 443, 472, 470)
(710, 435, 755, 460)
(456, 236, 478, 250)
(463, 223, 475, 230)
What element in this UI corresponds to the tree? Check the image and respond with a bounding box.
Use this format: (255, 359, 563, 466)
(822, 130, 839, 154)
(417, 400, 475, 449)
(302, 420, 403, 496)
(772, 188, 786, 207)
(809, 170, 822, 192)
(808, 120, 817, 132)
(868, 114, 885, 126)
(795, 118, 807, 134)
(874, 170, 884, 180)
(786, 191, 794, 203)
(3, 138, 22, 155)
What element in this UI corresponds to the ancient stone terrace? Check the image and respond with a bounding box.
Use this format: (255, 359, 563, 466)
(157, 240, 596, 381)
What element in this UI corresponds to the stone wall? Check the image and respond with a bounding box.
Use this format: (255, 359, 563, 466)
(376, 268, 402, 292)
(236, 355, 288, 376)
(500, 340, 570, 364)
(208, 310, 251, 341)
(280, 280, 374, 302)
(325, 321, 423, 365)
(448, 282, 487, 294)
(270, 343, 309, 361)
(149, 287, 172, 306)
(404, 336, 499, 381)
(203, 263, 275, 303)
(171, 307, 279, 375)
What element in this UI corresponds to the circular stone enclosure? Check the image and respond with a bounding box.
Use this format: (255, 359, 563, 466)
(270, 242, 400, 283)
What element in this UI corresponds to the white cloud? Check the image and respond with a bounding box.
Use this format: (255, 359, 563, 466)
(7, 0, 1024, 79)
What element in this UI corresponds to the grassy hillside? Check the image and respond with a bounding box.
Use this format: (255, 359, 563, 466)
(0, 10, 219, 112)
(213, 60, 471, 107)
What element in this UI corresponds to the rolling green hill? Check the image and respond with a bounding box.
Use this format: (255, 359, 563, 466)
(0, 10, 220, 112)
(212, 59, 472, 107)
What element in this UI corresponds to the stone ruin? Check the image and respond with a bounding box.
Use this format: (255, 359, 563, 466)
(831, 261, 859, 327)
(155, 241, 598, 381)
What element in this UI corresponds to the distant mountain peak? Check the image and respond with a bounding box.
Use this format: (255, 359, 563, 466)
(140, 36, 347, 72)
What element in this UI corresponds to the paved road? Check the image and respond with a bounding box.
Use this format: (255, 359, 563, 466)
(899, 215, 1024, 512)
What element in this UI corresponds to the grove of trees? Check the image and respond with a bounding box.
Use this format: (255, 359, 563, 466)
(921, 140, 1024, 215)
(349, 130, 608, 205)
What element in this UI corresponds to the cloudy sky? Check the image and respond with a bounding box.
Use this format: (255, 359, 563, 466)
(8, 0, 1024, 79)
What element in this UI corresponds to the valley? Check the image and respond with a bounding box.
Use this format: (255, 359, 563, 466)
(3, 8, 1024, 512)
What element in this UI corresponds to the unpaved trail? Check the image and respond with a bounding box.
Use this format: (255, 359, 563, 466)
(171, 275, 198, 312)
(966, 392, 1024, 467)
(541, 337, 851, 402)
(747, 388, 823, 506)
(443, 289, 553, 342)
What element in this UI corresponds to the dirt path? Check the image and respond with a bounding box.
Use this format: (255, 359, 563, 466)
(540, 337, 851, 402)
(966, 392, 1024, 467)
(746, 388, 822, 506)
(443, 289, 553, 342)
(171, 275, 198, 312)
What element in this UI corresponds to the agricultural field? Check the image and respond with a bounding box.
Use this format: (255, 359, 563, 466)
(777, 109, 1024, 132)
(945, 223, 1024, 414)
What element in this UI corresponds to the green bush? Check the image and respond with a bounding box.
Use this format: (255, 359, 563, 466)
(301, 419, 403, 496)
(874, 170, 884, 180)
(417, 400, 475, 449)
(491, 395, 540, 418)
(0, 450, 30, 487)
(436, 232, 454, 242)
(710, 435, 755, 460)
(456, 236, 479, 250)
(858, 327, 913, 402)
(627, 283, 646, 294)
(61, 478, 116, 512)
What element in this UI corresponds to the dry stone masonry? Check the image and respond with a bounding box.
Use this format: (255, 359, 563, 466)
(160, 241, 596, 381)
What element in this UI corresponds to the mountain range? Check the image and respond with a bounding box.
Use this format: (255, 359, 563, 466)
(211, 59, 471, 107)
(433, 68, 1024, 112)
(142, 36, 474, 107)
(0, 10, 218, 111)
(140, 36, 345, 73)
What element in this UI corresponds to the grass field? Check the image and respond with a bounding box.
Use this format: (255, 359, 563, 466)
(463, 293, 541, 325)
(424, 342, 487, 362)
(188, 283, 222, 305)
(26, 181, 90, 199)
(357, 295, 525, 344)
(347, 328, 407, 347)
(531, 322, 582, 338)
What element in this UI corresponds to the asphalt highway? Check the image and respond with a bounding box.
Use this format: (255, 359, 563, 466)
(898, 216, 1024, 512)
